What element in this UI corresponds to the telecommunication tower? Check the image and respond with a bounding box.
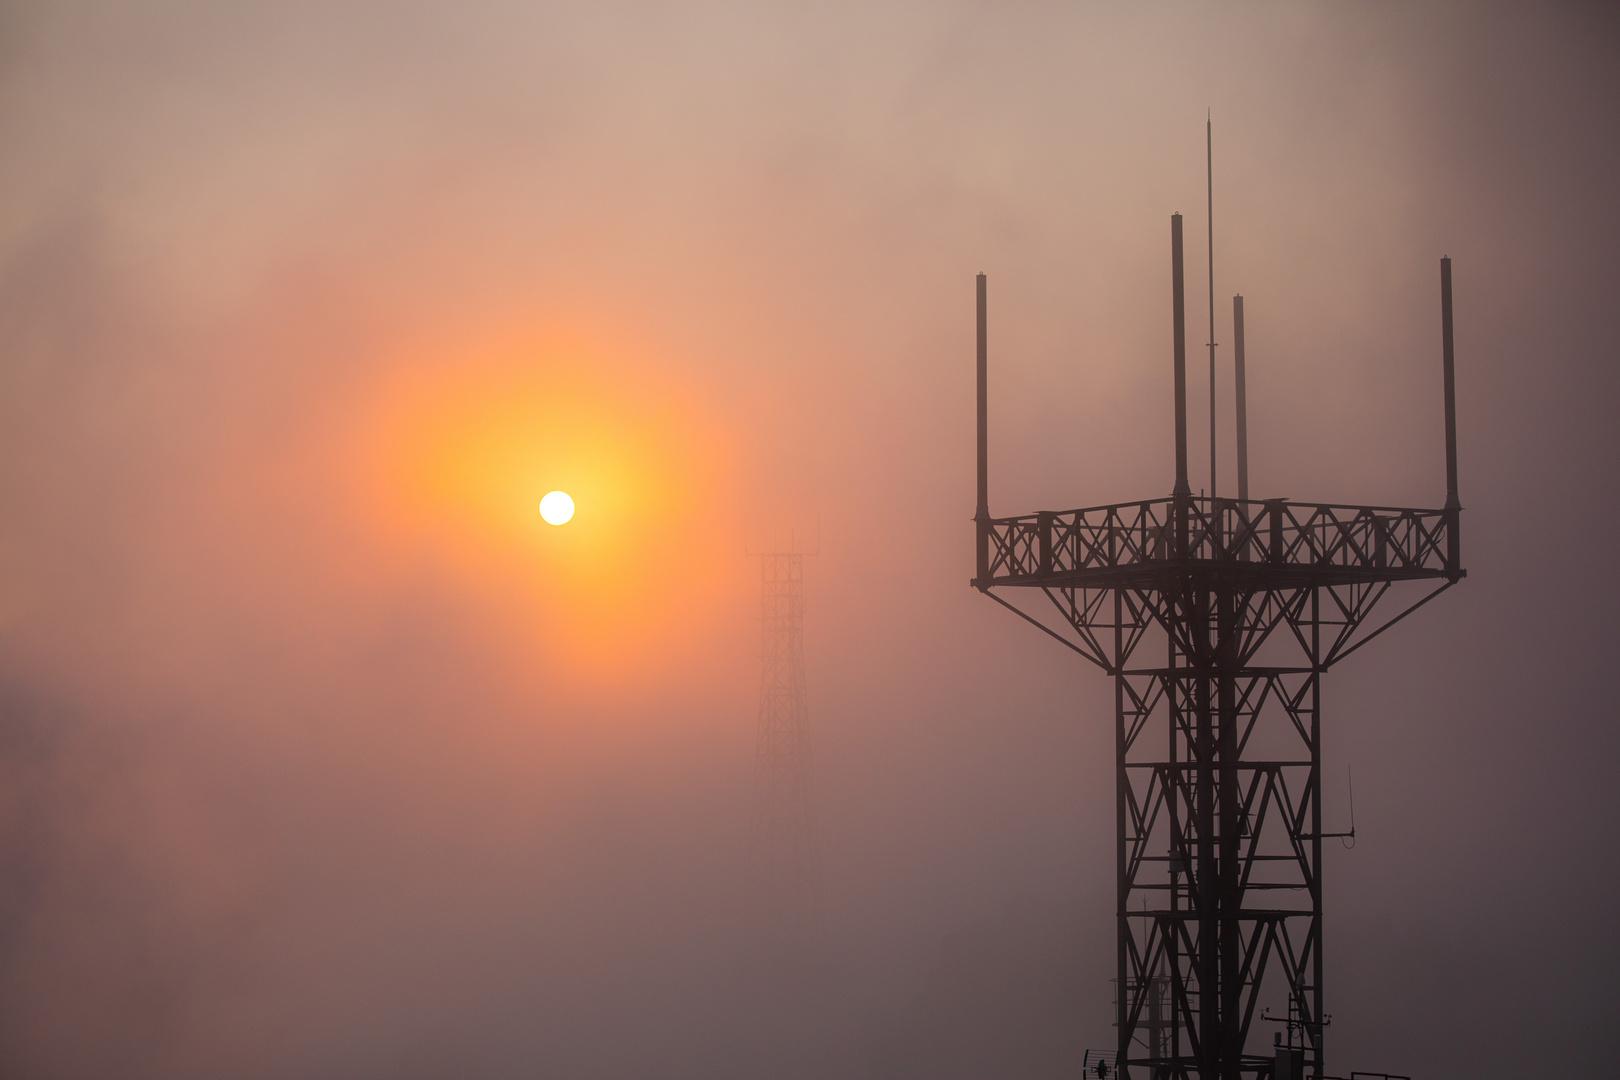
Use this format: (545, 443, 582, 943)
(970, 206, 1464, 1076)
(749, 552, 820, 950)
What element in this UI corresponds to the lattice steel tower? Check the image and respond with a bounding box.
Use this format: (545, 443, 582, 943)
(970, 220, 1464, 1079)
(749, 552, 819, 948)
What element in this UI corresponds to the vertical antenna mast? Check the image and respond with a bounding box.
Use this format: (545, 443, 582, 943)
(975, 273, 990, 589)
(1172, 215, 1190, 499)
(1441, 257, 1462, 580)
(1207, 113, 1218, 498)
(1234, 294, 1249, 502)
(1441, 257, 1459, 511)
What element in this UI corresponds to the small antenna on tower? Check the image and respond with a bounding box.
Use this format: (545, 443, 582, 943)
(1206, 111, 1218, 499)
(1234, 293, 1249, 502)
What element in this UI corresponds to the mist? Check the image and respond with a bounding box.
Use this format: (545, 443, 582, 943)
(0, 2, 1615, 1077)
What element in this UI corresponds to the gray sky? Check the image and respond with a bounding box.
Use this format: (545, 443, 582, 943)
(0, 2, 1615, 1077)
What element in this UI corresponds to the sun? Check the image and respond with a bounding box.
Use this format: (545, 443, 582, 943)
(539, 490, 575, 525)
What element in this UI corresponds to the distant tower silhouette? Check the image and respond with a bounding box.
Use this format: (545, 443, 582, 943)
(749, 552, 819, 950)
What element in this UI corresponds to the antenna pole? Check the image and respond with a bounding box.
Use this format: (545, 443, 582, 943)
(1441, 258, 1459, 512)
(1172, 216, 1190, 500)
(1207, 114, 1217, 499)
(1441, 257, 1461, 580)
(1234, 294, 1249, 502)
(975, 272, 990, 588)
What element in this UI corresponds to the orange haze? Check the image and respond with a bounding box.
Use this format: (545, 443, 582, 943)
(0, 4, 1617, 1079)
(357, 329, 743, 694)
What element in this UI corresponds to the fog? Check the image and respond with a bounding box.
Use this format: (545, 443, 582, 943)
(0, 2, 1615, 1076)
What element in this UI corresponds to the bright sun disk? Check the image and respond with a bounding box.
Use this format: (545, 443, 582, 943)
(539, 490, 575, 525)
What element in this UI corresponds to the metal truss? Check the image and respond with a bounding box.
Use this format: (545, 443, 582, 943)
(970, 233, 1464, 1079)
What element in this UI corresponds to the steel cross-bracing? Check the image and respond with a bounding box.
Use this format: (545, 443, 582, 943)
(970, 223, 1464, 1080)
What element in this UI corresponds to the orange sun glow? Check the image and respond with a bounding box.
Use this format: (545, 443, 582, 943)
(357, 330, 742, 693)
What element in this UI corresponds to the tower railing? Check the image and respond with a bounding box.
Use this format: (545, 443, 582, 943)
(978, 497, 1457, 588)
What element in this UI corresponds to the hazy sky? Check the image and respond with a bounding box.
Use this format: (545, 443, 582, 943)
(0, 2, 1616, 1077)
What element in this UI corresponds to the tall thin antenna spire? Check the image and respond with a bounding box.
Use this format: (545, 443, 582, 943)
(1206, 112, 1218, 498)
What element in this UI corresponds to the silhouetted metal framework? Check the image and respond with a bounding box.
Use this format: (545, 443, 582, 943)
(971, 220, 1464, 1080)
(749, 553, 819, 945)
